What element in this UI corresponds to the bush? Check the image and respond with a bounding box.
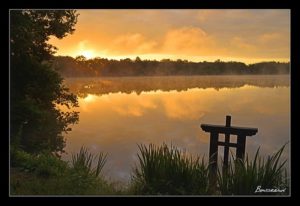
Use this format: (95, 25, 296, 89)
(34, 153, 68, 177)
(11, 148, 68, 177)
(11, 147, 38, 172)
(10, 146, 115, 195)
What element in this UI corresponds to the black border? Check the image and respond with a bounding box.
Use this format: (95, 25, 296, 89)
(6, 0, 295, 9)
(5, 0, 298, 204)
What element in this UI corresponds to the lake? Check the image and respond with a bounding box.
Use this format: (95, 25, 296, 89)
(62, 75, 290, 182)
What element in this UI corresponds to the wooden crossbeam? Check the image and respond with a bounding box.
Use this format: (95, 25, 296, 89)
(201, 124, 258, 136)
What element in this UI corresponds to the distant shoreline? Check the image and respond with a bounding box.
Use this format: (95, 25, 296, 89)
(52, 56, 290, 77)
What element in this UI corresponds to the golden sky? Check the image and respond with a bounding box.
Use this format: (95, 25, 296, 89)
(49, 9, 290, 64)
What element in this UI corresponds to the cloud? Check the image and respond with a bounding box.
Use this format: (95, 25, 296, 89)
(49, 10, 290, 62)
(78, 40, 88, 50)
(196, 10, 225, 22)
(162, 27, 217, 55)
(230, 37, 257, 51)
(259, 33, 282, 43)
(108, 33, 158, 55)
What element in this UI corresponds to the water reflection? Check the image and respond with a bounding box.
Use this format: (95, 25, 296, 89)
(64, 75, 290, 98)
(62, 75, 290, 182)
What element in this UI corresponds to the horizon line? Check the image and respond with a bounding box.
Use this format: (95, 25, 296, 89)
(53, 54, 290, 65)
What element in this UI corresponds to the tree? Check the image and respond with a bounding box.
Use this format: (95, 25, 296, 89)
(75, 55, 87, 62)
(10, 10, 79, 155)
(135, 56, 142, 62)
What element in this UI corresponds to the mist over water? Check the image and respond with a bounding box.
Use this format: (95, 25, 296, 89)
(62, 75, 290, 182)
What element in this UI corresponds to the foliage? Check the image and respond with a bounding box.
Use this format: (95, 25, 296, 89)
(11, 146, 37, 171)
(71, 146, 107, 178)
(10, 143, 289, 195)
(217, 144, 288, 195)
(10, 171, 116, 195)
(52, 55, 290, 77)
(58, 146, 109, 194)
(10, 10, 77, 61)
(10, 147, 117, 195)
(11, 147, 68, 177)
(132, 143, 209, 195)
(10, 10, 79, 155)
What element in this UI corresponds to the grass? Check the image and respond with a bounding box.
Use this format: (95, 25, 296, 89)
(10, 169, 117, 195)
(71, 146, 107, 178)
(131, 143, 209, 195)
(217, 144, 289, 195)
(10, 143, 289, 195)
(10, 146, 118, 195)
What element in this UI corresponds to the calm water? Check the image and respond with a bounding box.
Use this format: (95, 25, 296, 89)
(62, 75, 290, 182)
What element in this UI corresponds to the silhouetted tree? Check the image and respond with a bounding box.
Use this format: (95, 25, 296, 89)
(10, 10, 79, 155)
(75, 55, 87, 62)
(135, 56, 142, 62)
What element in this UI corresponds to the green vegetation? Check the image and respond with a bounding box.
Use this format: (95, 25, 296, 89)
(53, 56, 289, 77)
(10, 144, 289, 196)
(10, 146, 119, 195)
(217, 145, 289, 195)
(10, 10, 79, 155)
(131, 143, 209, 195)
(71, 146, 107, 179)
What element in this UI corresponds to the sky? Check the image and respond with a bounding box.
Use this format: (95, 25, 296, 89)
(48, 9, 290, 64)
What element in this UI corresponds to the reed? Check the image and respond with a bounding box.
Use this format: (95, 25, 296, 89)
(132, 143, 209, 195)
(217, 144, 288, 195)
(71, 146, 107, 178)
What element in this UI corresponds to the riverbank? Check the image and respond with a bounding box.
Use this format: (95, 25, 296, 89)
(10, 144, 289, 196)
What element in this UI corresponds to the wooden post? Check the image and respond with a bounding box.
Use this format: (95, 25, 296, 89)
(223, 116, 231, 171)
(236, 135, 246, 160)
(208, 132, 218, 189)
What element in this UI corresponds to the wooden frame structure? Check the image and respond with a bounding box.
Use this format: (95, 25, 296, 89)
(200, 115, 258, 188)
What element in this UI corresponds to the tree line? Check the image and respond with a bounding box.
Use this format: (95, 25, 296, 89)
(52, 56, 290, 77)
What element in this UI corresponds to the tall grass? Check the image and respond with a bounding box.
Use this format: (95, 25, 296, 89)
(11, 144, 289, 195)
(11, 146, 116, 195)
(65, 146, 109, 194)
(132, 143, 209, 195)
(217, 144, 288, 195)
(71, 146, 107, 178)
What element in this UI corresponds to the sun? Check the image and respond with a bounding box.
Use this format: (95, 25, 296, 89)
(81, 50, 95, 59)
(83, 94, 96, 102)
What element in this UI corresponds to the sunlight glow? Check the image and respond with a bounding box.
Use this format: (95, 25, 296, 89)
(83, 94, 96, 102)
(48, 10, 290, 64)
(80, 50, 95, 59)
